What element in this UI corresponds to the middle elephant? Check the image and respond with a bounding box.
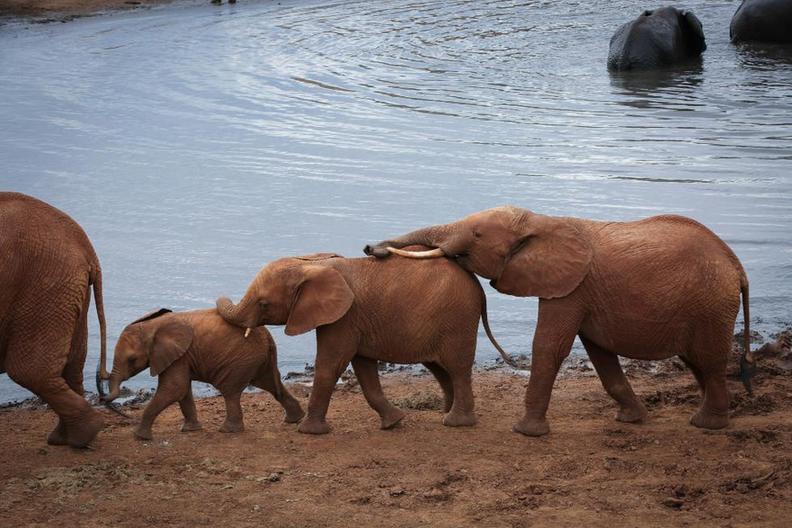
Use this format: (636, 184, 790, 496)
(216, 251, 510, 435)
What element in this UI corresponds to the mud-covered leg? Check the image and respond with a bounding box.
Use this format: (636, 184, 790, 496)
(352, 356, 405, 429)
(442, 365, 477, 427)
(423, 362, 454, 413)
(685, 335, 730, 430)
(252, 361, 305, 424)
(219, 391, 245, 433)
(581, 336, 647, 423)
(135, 366, 188, 440)
(298, 325, 357, 435)
(513, 300, 584, 437)
(179, 386, 202, 432)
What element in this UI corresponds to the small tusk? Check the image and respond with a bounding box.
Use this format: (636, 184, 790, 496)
(244, 328, 252, 338)
(386, 247, 445, 259)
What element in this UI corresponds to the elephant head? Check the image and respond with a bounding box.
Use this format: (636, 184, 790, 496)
(216, 254, 354, 336)
(364, 206, 592, 299)
(101, 309, 194, 402)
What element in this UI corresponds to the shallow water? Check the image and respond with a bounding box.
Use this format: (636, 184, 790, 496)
(1, 0, 791, 403)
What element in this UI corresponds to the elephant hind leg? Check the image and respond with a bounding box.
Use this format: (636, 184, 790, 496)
(683, 335, 730, 430)
(580, 336, 647, 424)
(351, 356, 405, 430)
(422, 362, 454, 413)
(251, 361, 305, 424)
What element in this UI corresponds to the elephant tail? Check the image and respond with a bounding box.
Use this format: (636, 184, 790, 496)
(90, 265, 109, 385)
(738, 272, 755, 394)
(474, 274, 524, 370)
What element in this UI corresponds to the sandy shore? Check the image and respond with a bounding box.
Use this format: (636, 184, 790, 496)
(1, 356, 791, 527)
(0, 0, 176, 21)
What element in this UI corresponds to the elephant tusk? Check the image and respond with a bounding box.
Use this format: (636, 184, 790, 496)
(244, 328, 252, 338)
(385, 247, 445, 259)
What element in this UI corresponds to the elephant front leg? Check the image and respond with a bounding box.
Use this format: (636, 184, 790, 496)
(351, 356, 405, 430)
(581, 336, 648, 424)
(178, 386, 203, 432)
(513, 301, 583, 437)
(219, 392, 245, 433)
(298, 328, 356, 435)
(135, 370, 187, 440)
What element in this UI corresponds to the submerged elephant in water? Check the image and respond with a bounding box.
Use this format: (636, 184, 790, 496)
(99, 308, 304, 440)
(731, 0, 792, 43)
(0, 192, 107, 448)
(217, 251, 510, 434)
(608, 7, 706, 71)
(365, 206, 754, 437)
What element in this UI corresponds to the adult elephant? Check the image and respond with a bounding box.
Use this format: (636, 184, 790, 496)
(607, 7, 706, 71)
(730, 0, 792, 43)
(0, 192, 107, 447)
(364, 206, 752, 437)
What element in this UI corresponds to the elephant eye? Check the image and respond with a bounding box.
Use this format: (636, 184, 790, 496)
(473, 231, 482, 239)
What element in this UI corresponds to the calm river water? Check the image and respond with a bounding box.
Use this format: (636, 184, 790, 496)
(1, 0, 790, 402)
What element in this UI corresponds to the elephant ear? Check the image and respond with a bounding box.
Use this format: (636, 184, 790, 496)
(680, 10, 706, 53)
(149, 320, 193, 376)
(285, 266, 354, 336)
(494, 215, 592, 299)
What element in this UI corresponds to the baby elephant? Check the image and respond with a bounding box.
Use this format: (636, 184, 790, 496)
(100, 308, 304, 440)
(216, 251, 510, 435)
(608, 7, 706, 71)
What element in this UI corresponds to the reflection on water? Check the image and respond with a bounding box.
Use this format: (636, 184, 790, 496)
(1, 0, 791, 402)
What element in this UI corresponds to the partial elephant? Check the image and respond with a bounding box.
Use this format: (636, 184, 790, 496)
(216, 251, 510, 435)
(99, 308, 304, 440)
(731, 0, 792, 43)
(0, 192, 106, 447)
(607, 7, 706, 71)
(365, 206, 752, 436)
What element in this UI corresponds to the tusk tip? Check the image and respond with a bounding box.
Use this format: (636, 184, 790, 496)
(244, 328, 252, 338)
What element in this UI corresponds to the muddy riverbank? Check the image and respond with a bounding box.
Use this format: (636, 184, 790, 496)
(0, 0, 174, 21)
(2, 344, 791, 527)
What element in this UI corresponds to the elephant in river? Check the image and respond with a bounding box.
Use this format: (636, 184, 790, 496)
(0, 192, 107, 447)
(731, 0, 792, 43)
(216, 251, 510, 434)
(607, 7, 706, 71)
(365, 206, 753, 437)
(99, 308, 304, 440)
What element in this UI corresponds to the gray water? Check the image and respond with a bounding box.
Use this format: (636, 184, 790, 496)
(1, 0, 791, 403)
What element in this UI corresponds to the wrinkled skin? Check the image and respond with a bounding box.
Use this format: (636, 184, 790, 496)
(103, 309, 304, 440)
(731, 0, 792, 43)
(216, 252, 488, 434)
(607, 7, 706, 71)
(0, 193, 107, 448)
(365, 206, 751, 436)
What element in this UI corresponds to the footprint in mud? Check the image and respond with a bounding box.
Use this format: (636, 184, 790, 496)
(724, 428, 781, 445)
(730, 392, 776, 416)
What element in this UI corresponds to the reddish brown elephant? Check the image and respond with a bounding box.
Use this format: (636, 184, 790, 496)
(216, 252, 510, 435)
(0, 192, 107, 447)
(99, 308, 304, 440)
(365, 206, 752, 436)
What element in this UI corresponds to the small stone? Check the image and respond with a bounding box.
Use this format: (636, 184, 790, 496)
(267, 473, 280, 482)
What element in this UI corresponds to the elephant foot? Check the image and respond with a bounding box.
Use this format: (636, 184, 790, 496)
(690, 409, 729, 430)
(512, 416, 550, 437)
(47, 420, 69, 446)
(66, 410, 104, 448)
(180, 421, 203, 432)
(282, 402, 306, 424)
(380, 408, 406, 430)
(133, 427, 153, 441)
(442, 411, 477, 427)
(616, 404, 648, 424)
(297, 417, 331, 435)
(219, 420, 245, 433)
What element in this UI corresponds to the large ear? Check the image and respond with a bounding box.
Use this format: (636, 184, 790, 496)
(149, 320, 193, 376)
(285, 266, 354, 336)
(680, 10, 706, 53)
(494, 215, 592, 299)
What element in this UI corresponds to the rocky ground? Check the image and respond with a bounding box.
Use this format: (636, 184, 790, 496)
(1, 334, 791, 527)
(0, 0, 176, 22)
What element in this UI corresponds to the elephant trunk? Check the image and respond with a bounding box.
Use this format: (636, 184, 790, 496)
(216, 285, 262, 331)
(364, 225, 447, 258)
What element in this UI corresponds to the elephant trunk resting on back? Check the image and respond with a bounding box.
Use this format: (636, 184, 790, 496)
(365, 206, 754, 437)
(216, 251, 513, 435)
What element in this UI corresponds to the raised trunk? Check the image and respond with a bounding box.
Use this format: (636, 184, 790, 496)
(216, 286, 261, 329)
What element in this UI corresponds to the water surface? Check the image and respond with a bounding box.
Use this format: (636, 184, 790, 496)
(1, 0, 791, 402)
